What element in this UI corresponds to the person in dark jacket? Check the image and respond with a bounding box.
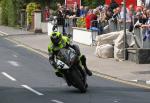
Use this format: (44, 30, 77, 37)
(109, 0, 119, 13)
(56, 6, 65, 34)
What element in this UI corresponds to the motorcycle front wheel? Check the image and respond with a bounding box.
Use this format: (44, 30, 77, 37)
(70, 68, 87, 93)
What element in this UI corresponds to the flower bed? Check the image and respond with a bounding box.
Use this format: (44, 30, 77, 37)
(76, 17, 86, 28)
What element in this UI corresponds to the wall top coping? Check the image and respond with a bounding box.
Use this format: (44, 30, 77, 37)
(72, 27, 87, 31)
(72, 27, 99, 32)
(34, 10, 42, 12)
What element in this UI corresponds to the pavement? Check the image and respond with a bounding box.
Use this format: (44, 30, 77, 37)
(0, 25, 150, 87)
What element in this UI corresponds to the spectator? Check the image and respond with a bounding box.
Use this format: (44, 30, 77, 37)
(112, 8, 120, 22)
(73, 2, 77, 12)
(128, 4, 135, 32)
(76, 5, 80, 17)
(134, 12, 145, 28)
(85, 9, 98, 28)
(136, 6, 142, 13)
(137, 0, 143, 6)
(119, 2, 131, 23)
(128, 4, 135, 16)
(142, 7, 148, 24)
(57, 2, 61, 8)
(105, 8, 113, 20)
(80, 6, 85, 17)
(145, 0, 150, 9)
(141, 9, 150, 41)
(71, 2, 80, 27)
(142, 7, 147, 17)
(43, 6, 50, 22)
(90, 9, 102, 34)
(84, 6, 89, 16)
(90, 9, 98, 28)
(110, 8, 120, 31)
(56, 6, 65, 34)
(109, 0, 119, 13)
(98, 6, 105, 22)
(85, 9, 92, 29)
(56, 6, 64, 25)
(73, 2, 80, 17)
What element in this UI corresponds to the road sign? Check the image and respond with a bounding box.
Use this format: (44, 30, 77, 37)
(65, 0, 81, 8)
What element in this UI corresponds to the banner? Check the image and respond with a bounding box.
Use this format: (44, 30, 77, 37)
(65, 0, 81, 8)
(105, 0, 137, 7)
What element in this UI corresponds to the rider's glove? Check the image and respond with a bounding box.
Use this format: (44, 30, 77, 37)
(49, 55, 57, 69)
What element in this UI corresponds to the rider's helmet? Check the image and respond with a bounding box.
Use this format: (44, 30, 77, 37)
(50, 32, 62, 46)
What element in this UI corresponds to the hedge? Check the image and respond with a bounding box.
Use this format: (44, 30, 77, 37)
(0, 0, 21, 26)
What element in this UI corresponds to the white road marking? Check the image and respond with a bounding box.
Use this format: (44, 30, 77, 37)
(15, 44, 25, 47)
(130, 80, 138, 82)
(51, 100, 64, 103)
(0, 31, 8, 36)
(1, 72, 16, 81)
(8, 61, 20, 67)
(114, 100, 119, 103)
(21, 85, 44, 96)
(146, 80, 150, 84)
(13, 55, 18, 58)
(113, 99, 120, 103)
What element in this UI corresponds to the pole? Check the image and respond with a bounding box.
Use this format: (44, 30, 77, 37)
(123, 0, 127, 60)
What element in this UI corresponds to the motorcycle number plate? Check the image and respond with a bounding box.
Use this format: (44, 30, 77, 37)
(56, 60, 69, 69)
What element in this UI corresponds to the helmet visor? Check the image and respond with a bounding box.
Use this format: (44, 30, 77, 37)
(51, 35, 61, 46)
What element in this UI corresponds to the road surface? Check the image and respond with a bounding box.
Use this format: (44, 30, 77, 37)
(0, 36, 150, 103)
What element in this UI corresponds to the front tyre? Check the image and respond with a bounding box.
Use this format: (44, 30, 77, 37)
(70, 68, 87, 93)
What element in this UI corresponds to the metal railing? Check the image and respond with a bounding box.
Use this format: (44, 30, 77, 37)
(134, 27, 150, 48)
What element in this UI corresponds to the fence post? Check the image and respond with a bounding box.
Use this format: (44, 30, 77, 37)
(20, 9, 26, 28)
(123, 0, 128, 60)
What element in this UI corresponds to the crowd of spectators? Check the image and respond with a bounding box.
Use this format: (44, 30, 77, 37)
(49, 1, 150, 40)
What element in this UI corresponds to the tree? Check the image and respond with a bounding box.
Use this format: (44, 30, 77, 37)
(0, 0, 25, 26)
(7, 0, 16, 26)
(82, 0, 105, 8)
(1, 0, 8, 25)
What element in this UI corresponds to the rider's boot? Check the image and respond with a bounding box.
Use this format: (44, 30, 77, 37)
(80, 55, 92, 76)
(55, 69, 63, 77)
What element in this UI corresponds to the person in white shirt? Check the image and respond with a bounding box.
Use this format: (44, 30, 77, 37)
(141, 10, 150, 41)
(119, 2, 131, 22)
(145, 0, 150, 9)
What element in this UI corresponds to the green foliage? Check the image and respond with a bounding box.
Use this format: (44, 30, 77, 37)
(0, 6, 2, 24)
(76, 17, 86, 28)
(49, 0, 64, 10)
(0, 0, 24, 26)
(82, 0, 105, 8)
(49, 2, 57, 10)
(1, 0, 8, 25)
(26, 2, 39, 25)
(7, 0, 16, 26)
(26, 2, 40, 25)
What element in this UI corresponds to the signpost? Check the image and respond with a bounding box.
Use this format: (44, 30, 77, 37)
(65, 0, 81, 8)
(123, 0, 127, 60)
